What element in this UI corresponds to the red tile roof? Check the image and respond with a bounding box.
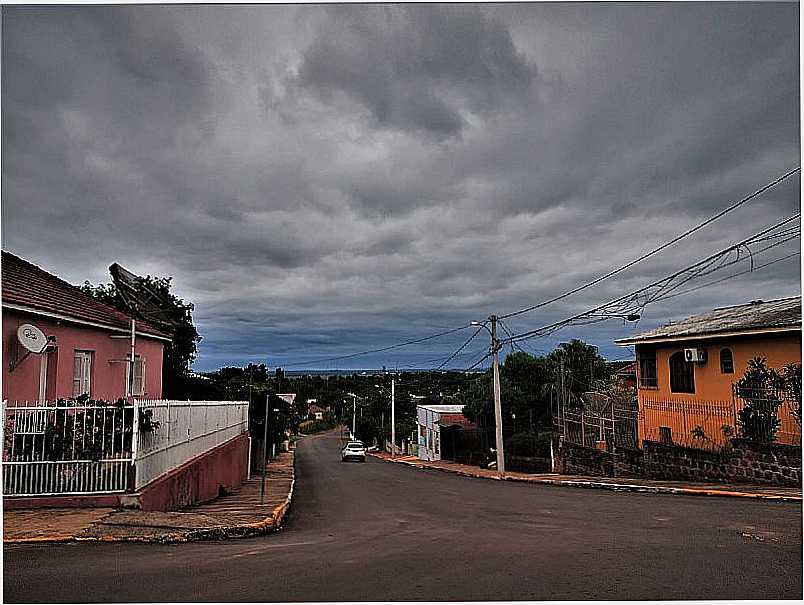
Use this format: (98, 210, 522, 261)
(617, 362, 637, 375)
(437, 413, 475, 428)
(1, 250, 170, 339)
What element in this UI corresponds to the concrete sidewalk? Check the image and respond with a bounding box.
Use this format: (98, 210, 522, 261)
(370, 452, 802, 501)
(3, 451, 295, 544)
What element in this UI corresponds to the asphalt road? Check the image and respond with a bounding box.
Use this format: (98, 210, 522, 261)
(4, 430, 802, 602)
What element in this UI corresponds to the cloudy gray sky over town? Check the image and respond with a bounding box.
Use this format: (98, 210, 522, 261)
(2, 3, 800, 371)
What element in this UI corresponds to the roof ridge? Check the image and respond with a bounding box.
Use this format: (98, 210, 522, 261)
(1, 250, 169, 338)
(713, 295, 801, 311)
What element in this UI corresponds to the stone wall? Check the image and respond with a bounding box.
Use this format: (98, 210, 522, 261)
(612, 446, 644, 478)
(559, 440, 614, 477)
(557, 438, 801, 487)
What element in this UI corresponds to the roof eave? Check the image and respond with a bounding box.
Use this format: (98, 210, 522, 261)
(2, 302, 173, 343)
(615, 325, 801, 346)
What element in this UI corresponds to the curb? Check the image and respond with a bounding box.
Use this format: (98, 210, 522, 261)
(369, 453, 802, 502)
(5, 451, 298, 545)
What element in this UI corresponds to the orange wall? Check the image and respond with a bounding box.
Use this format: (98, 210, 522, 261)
(637, 332, 801, 401)
(635, 332, 801, 446)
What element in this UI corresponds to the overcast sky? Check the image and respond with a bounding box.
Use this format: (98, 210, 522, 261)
(2, 3, 800, 371)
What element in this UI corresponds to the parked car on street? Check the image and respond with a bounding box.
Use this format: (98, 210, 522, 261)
(341, 441, 366, 462)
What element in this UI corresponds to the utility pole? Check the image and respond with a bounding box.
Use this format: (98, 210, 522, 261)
(391, 378, 396, 457)
(352, 393, 357, 437)
(560, 357, 567, 438)
(490, 316, 505, 476)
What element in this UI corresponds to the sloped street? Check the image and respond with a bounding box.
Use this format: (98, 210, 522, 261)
(4, 430, 802, 602)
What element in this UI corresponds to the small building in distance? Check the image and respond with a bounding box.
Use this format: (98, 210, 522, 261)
(416, 403, 472, 461)
(308, 403, 328, 420)
(615, 296, 801, 447)
(2, 251, 170, 403)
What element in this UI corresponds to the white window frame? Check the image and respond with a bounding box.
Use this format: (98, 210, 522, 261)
(126, 355, 146, 396)
(73, 350, 93, 397)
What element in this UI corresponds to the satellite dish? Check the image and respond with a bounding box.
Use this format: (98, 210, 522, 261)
(17, 324, 48, 354)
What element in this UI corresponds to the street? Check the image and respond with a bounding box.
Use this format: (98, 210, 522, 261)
(4, 430, 802, 602)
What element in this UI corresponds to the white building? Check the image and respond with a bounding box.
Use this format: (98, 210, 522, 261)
(416, 404, 466, 461)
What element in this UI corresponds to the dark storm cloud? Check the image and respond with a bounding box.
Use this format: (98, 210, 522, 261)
(286, 5, 536, 138)
(1, 3, 799, 370)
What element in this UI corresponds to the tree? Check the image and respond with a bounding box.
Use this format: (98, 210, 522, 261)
(734, 357, 783, 442)
(81, 276, 201, 398)
(546, 339, 611, 395)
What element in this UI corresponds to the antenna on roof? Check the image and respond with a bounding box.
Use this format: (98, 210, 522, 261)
(109, 263, 179, 330)
(109, 262, 178, 398)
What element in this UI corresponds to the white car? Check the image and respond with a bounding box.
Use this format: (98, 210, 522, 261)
(341, 441, 366, 462)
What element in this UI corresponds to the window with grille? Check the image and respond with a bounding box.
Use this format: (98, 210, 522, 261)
(669, 351, 695, 393)
(638, 350, 658, 388)
(720, 348, 734, 374)
(73, 351, 92, 397)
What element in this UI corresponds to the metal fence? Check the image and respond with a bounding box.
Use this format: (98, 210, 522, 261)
(641, 387, 801, 451)
(552, 390, 640, 450)
(2, 399, 249, 496)
(2, 400, 134, 496)
(134, 399, 248, 489)
(731, 385, 800, 446)
(640, 398, 735, 451)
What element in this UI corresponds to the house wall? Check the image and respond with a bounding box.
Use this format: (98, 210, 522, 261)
(416, 406, 442, 461)
(3, 309, 164, 403)
(636, 332, 801, 445)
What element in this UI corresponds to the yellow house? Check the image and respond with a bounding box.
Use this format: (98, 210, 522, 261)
(615, 297, 801, 447)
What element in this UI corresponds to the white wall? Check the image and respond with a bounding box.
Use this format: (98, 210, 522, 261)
(134, 400, 248, 489)
(416, 406, 442, 461)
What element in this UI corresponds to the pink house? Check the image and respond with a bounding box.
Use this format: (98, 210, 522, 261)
(2, 251, 169, 403)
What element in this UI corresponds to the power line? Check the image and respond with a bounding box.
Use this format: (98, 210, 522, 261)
(504, 213, 800, 344)
(656, 251, 801, 302)
(282, 167, 799, 368)
(434, 324, 486, 370)
(499, 167, 800, 320)
(284, 323, 474, 367)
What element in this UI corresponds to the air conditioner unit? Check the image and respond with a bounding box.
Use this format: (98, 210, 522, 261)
(684, 348, 707, 363)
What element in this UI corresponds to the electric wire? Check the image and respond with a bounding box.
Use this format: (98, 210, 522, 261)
(656, 251, 801, 302)
(282, 168, 799, 369)
(285, 323, 474, 367)
(499, 167, 800, 320)
(504, 213, 800, 344)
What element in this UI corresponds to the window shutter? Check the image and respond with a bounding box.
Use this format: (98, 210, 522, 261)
(82, 353, 92, 396)
(133, 358, 145, 395)
(73, 355, 82, 397)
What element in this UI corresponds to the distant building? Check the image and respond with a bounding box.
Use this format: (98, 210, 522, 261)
(2, 251, 169, 403)
(308, 403, 328, 420)
(616, 296, 801, 446)
(416, 404, 470, 461)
